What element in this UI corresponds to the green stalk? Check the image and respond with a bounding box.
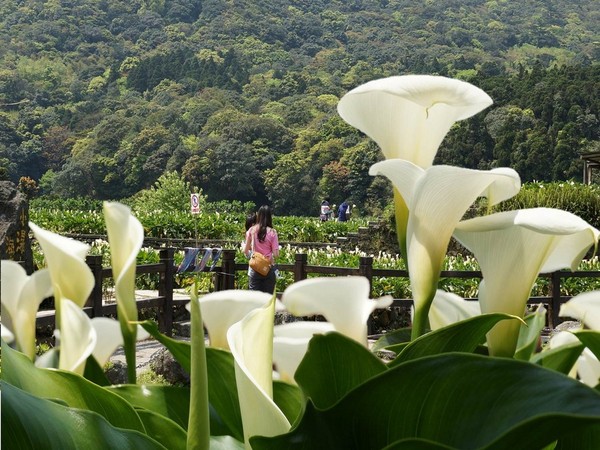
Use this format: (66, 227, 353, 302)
(187, 282, 210, 450)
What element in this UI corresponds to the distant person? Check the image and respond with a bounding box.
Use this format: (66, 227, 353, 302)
(338, 200, 350, 222)
(242, 212, 257, 258)
(320, 198, 332, 221)
(243, 205, 279, 293)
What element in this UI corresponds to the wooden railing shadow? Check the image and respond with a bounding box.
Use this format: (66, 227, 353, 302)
(36, 249, 600, 335)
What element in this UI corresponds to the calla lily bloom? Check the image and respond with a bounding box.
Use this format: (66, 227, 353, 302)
(338, 75, 493, 258)
(59, 299, 97, 375)
(429, 290, 481, 331)
(1, 260, 52, 359)
(337, 75, 493, 167)
(369, 160, 521, 339)
(227, 295, 290, 448)
(29, 222, 94, 328)
(104, 202, 144, 383)
(454, 208, 600, 357)
(185, 290, 282, 350)
(559, 290, 600, 330)
(281, 276, 392, 346)
(273, 322, 335, 383)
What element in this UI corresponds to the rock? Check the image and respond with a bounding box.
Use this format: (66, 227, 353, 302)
(105, 360, 128, 385)
(0, 181, 32, 273)
(149, 348, 190, 386)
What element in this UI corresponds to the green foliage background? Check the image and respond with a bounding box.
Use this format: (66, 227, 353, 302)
(1, 0, 599, 216)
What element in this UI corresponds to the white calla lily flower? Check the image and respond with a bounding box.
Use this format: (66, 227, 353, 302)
(337, 75, 493, 167)
(185, 290, 281, 350)
(559, 290, 600, 330)
(273, 322, 335, 383)
(281, 276, 392, 346)
(369, 160, 520, 338)
(338, 75, 493, 262)
(103, 202, 144, 336)
(29, 222, 94, 327)
(429, 290, 481, 330)
(454, 208, 600, 357)
(227, 295, 290, 448)
(1, 260, 52, 359)
(90, 317, 150, 366)
(59, 299, 96, 375)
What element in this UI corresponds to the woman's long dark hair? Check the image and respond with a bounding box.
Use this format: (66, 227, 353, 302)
(256, 205, 273, 242)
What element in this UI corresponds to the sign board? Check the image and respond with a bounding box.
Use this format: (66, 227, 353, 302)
(190, 193, 200, 214)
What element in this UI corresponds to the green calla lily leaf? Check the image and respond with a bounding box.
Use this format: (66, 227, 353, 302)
(371, 327, 412, 352)
(1, 382, 165, 450)
(253, 353, 600, 450)
(295, 332, 387, 409)
(389, 313, 518, 367)
(514, 307, 547, 361)
(135, 408, 187, 450)
(139, 320, 244, 441)
(531, 342, 584, 374)
(209, 435, 245, 449)
(555, 423, 600, 450)
(84, 353, 112, 386)
(2, 341, 145, 432)
(573, 330, 600, 361)
(110, 385, 191, 431)
(383, 438, 458, 449)
(273, 380, 304, 426)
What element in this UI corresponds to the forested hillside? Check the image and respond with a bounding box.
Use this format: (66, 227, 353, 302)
(0, 0, 598, 215)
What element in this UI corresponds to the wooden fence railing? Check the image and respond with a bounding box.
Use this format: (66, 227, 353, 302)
(36, 248, 600, 334)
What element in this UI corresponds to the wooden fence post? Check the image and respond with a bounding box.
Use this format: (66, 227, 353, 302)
(86, 255, 104, 318)
(220, 249, 237, 291)
(549, 271, 562, 328)
(158, 248, 175, 336)
(294, 253, 308, 282)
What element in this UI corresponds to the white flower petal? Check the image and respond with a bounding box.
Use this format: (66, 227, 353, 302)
(29, 223, 94, 310)
(338, 75, 492, 167)
(559, 291, 600, 330)
(227, 296, 290, 447)
(59, 299, 97, 375)
(454, 208, 599, 357)
(1, 261, 52, 359)
(429, 290, 481, 330)
(369, 161, 520, 338)
(104, 202, 145, 332)
(281, 276, 391, 346)
(186, 290, 274, 350)
(578, 348, 600, 388)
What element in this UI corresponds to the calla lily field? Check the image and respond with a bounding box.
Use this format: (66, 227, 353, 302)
(3, 75, 600, 449)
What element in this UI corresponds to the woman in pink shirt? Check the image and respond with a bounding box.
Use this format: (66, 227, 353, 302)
(243, 205, 279, 293)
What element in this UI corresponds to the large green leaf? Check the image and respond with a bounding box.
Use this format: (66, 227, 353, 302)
(389, 313, 517, 367)
(253, 353, 600, 450)
(139, 320, 244, 441)
(135, 408, 187, 450)
(531, 342, 584, 374)
(2, 342, 145, 432)
(555, 423, 600, 450)
(273, 380, 304, 426)
(1, 382, 166, 450)
(514, 308, 547, 361)
(295, 332, 387, 409)
(371, 327, 412, 352)
(110, 385, 191, 430)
